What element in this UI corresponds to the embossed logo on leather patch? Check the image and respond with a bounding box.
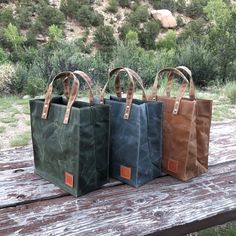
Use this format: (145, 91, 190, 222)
(168, 159, 178, 173)
(65, 172, 74, 188)
(120, 165, 131, 180)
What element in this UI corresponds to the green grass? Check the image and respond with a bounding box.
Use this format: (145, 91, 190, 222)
(224, 82, 236, 104)
(22, 104, 30, 115)
(0, 117, 18, 124)
(199, 221, 236, 236)
(0, 126, 5, 133)
(10, 131, 31, 147)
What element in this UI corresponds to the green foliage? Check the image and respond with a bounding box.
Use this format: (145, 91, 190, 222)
(224, 82, 236, 104)
(126, 31, 139, 44)
(4, 23, 25, 50)
(119, 0, 131, 8)
(15, 2, 33, 29)
(26, 77, 46, 97)
(177, 18, 207, 44)
(60, 0, 82, 18)
(176, 15, 185, 27)
(176, 0, 186, 13)
(204, 0, 236, 83)
(0, 63, 15, 95)
(118, 23, 138, 40)
(129, 5, 149, 26)
(0, 48, 8, 64)
(0, 7, 15, 27)
(48, 24, 63, 43)
(77, 5, 104, 27)
(107, 0, 119, 13)
(149, 0, 176, 11)
(94, 26, 116, 47)
(157, 30, 176, 50)
(37, 2, 65, 30)
(138, 20, 160, 50)
(175, 40, 217, 87)
(185, 0, 208, 18)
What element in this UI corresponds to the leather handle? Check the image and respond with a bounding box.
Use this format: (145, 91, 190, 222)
(64, 70, 94, 104)
(100, 67, 137, 119)
(114, 68, 147, 101)
(41, 71, 79, 124)
(151, 67, 190, 115)
(166, 66, 195, 100)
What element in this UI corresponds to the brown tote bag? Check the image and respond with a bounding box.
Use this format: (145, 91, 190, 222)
(150, 67, 212, 181)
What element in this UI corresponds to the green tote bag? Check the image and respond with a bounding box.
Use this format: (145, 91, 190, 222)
(30, 71, 110, 197)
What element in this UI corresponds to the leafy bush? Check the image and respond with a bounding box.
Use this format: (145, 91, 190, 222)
(26, 77, 46, 97)
(176, 0, 186, 13)
(118, 23, 138, 40)
(157, 30, 176, 50)
(138, 20, 160, 50)
(37, 3, 65, 30)
(77, 5, 104, 27)
(48, 24, 64, 43)
(129, 5, 149, 26)
(0, 63, 15, 95)
(176, 15, 185, 27)
(94, 26, 116, 47)
(224, 82, 236, 104)
(149, 0, 176, 11)
(107, 0, 119, 13)
(0, 48, 8, 64)
(15, 2, 33, 29)
(119, 0, 131, 8)
(0, 7, 15, 27)
(60, 0, 82, 18)
(174, 40, 217, 87)
(185, 0, 208, 18)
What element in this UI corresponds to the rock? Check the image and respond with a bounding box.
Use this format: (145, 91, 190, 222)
(151, 10, 177, 29)
(23, 95, 31, 100)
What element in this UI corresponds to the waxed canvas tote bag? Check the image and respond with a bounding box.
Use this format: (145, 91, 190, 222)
(150, 67, 212, 181)
(99, 67, 163, 187)
(30, 71, 110, 197)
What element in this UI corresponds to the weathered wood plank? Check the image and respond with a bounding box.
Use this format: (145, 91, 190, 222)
(0, 146, 33, 171)
(0, 121, 235, 209)
(0, 160, 235, 236)
(0, 122, 235, 171)
(209, 121, 236, 165)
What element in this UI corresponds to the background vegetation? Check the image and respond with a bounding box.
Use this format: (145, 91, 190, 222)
(0, 0, 235, 103)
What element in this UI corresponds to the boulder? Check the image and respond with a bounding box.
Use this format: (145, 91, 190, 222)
(151, 10, 177, 29)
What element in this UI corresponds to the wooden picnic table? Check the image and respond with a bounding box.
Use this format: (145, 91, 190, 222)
(0, 121, 236, 236)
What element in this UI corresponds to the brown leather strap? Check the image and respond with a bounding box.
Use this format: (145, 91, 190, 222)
(41, 71, 79, 124)
(114, 68, 147, 100)
(100, 67, 136, 119)
(152, 67, 190, 115)
(63, 78, 79, 124)
(166, 66, 195, 100)
(63, 71, 93, 102)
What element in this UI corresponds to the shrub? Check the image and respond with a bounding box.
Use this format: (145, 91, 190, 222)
(26, 77, 46, 97)
(174, 40, 217, 87)
(185, 0, 208, 18)
(15, 3, 32, 29)
(77, 5, 104, 27)
(224, 82, 236, 104)
(149, 0, 176, 11)
(176, 15, 185, 27)
(94, 25, 116, 49)
(129, 5, 149, 26)
(157, 30, 176, 50)
(119, 0, 131, 8)
(0, 63, 15, 95)
(118, 23, 138, 40)
(176, 0, 186, 13)
(0, 48, 8, 64)
(10, 64, 28, 94)
(60, 0, 82, 18)
(0, 7, 15, 27)
(107, 0, 119, 13)
(48, 24, 64, 43)
(138, 20, 160, 50)
(37, 3, 65, 30)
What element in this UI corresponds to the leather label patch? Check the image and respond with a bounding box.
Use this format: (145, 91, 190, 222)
(65, 172, 74, 188)
(168, 159, 178, 173)
(120, 165, 131, 180)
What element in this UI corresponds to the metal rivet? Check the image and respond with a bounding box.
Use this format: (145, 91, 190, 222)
(43, 112, 46, 116)
(125, 113, 128, 116)
(174, 109, 177, 112)
(44, 104, 48, 108)
(127, 105, 130, 108)
(153, 97, 156, 100)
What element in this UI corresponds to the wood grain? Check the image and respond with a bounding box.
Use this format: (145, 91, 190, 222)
(0, 160, 235, 236)
(0, 121, 235, 235)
